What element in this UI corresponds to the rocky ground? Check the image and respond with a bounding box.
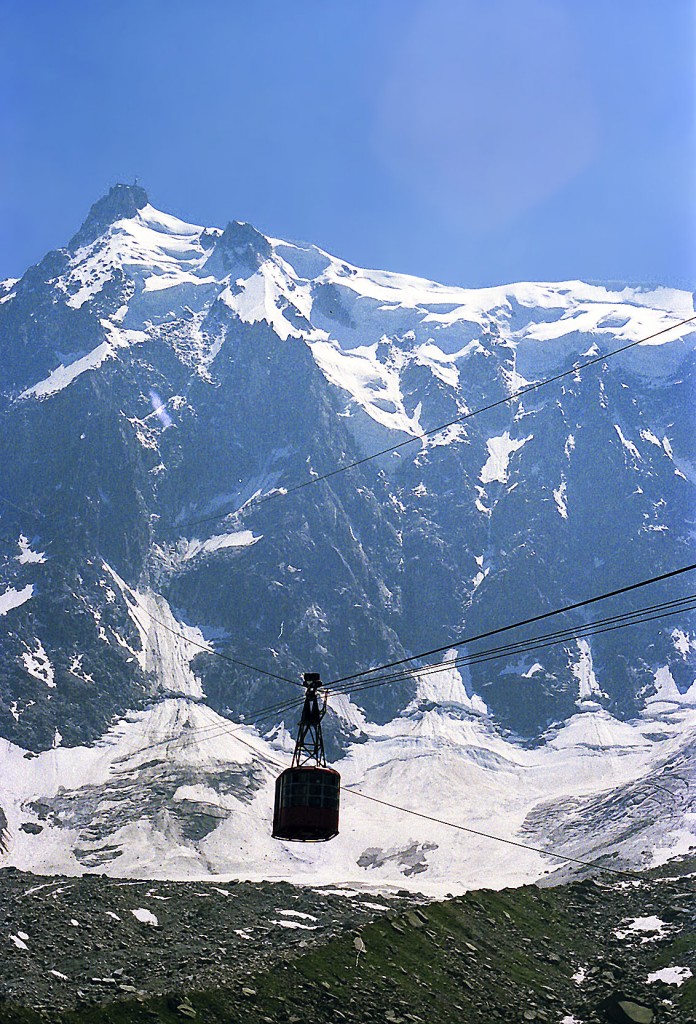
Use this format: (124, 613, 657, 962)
(0, 868, 421, 1016)
(0, 861, 693, 1023)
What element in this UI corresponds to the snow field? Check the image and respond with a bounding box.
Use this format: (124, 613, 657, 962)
(1, 666, 693, 895)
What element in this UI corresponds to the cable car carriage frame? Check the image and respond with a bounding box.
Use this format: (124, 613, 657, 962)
(272, 673, 340, 842)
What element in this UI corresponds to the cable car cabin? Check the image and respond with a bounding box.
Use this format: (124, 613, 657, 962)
(272, 672, 341, 843)
(272, 766, 340, 842)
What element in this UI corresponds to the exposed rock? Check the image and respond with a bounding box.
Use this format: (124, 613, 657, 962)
(600, 994, 655, 1023)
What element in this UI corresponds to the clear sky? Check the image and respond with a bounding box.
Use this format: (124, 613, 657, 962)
(1, 0, 694, 290)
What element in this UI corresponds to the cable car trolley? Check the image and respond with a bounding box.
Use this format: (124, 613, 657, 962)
(272, 673, 340, 842)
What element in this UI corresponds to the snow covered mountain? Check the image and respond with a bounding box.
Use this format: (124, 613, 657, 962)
(0, 184, 694, 887)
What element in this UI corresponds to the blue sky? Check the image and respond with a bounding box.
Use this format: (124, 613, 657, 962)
(1, 0, 694, 289)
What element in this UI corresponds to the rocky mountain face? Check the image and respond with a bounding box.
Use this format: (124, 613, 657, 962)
(1, 184, 694, 750)
(0, 185, 694, 884)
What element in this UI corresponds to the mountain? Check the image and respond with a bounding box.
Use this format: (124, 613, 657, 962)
(0, 184, 694, 885)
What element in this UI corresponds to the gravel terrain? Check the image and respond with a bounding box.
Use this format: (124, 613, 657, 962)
(0, 863, 693, 1023)
(0, 868, 420, 1014)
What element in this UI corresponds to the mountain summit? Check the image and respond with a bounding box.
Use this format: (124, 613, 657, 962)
(69, 182, 149, 249)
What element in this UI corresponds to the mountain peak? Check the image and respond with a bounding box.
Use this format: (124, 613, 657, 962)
(205, 219, 272, 275)
(68, 183, 149, 250)
(220, 219, 271, 258)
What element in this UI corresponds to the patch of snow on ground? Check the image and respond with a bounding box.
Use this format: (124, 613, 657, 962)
(571, 640, 607, 703)
(16, 535, 46, 564)
(20, 322, 148, 400)
(647, 966, 692, 986)
(614, 424, 642, 461)
(672, 628, 695, 658)
(220, 260, 311, 342)
(0, 585, 33, 615)
(330, 693, 368, 731)
(181, 531, 260, 560)
(647, 666, 696, 706)
(21, 640, 55, 687)
(553, 476, 568, 519)
(69, 655, 94, 685)
(640, 428, 662, 448)
(270, 918, 317, 930)
(614, 915, 668, 941)
(522, 663, 544, 678)
(472, 564, 488, 589)
(309, 339, 423, 437)
(60, 204, 214, 310)
(104, 562, 206, 699)
(546, 708, 649, 752)
(131, 908, 158, 927)
(0, 278, 18, 303)
(414, 343, 460, 388)
(412, 650, 487, 714)
(480, 432, 532, 484)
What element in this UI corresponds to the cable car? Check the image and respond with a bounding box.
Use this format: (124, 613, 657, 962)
(272, 673, 340, 842)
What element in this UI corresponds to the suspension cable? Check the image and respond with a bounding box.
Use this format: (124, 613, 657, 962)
(185, 312, 696, 527)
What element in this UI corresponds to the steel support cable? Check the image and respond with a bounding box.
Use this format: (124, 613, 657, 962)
(335, 598, 696, 692)
(328, 563, 696, 687)
(3, 320, 694, 696)
(330, 600, 696, 706)
(4, 321, 693, 695)
(7, 324, 689, 729)
(0, 493, 47, 519)
(3, 317, 694, 535)
(123, 570, 696, 740)
(336, 593, 696, 688)
(185, 313, 696, 528)
(335, 600, 696, 697)
(326, 593, 696, 699)
(112, 585, 696, 761)
(162, 692, 668, 882)
(203, 590, 689, 761)
(117, 591, 696, 765)
(340, 788, 644, 879)
(127, 594, 300, 687)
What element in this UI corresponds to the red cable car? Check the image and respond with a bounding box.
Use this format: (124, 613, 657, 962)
(272, 673, 340, 842)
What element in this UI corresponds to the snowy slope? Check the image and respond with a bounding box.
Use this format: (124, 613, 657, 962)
(11, 199, 694, 428)
(1, 656, 694, 892)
